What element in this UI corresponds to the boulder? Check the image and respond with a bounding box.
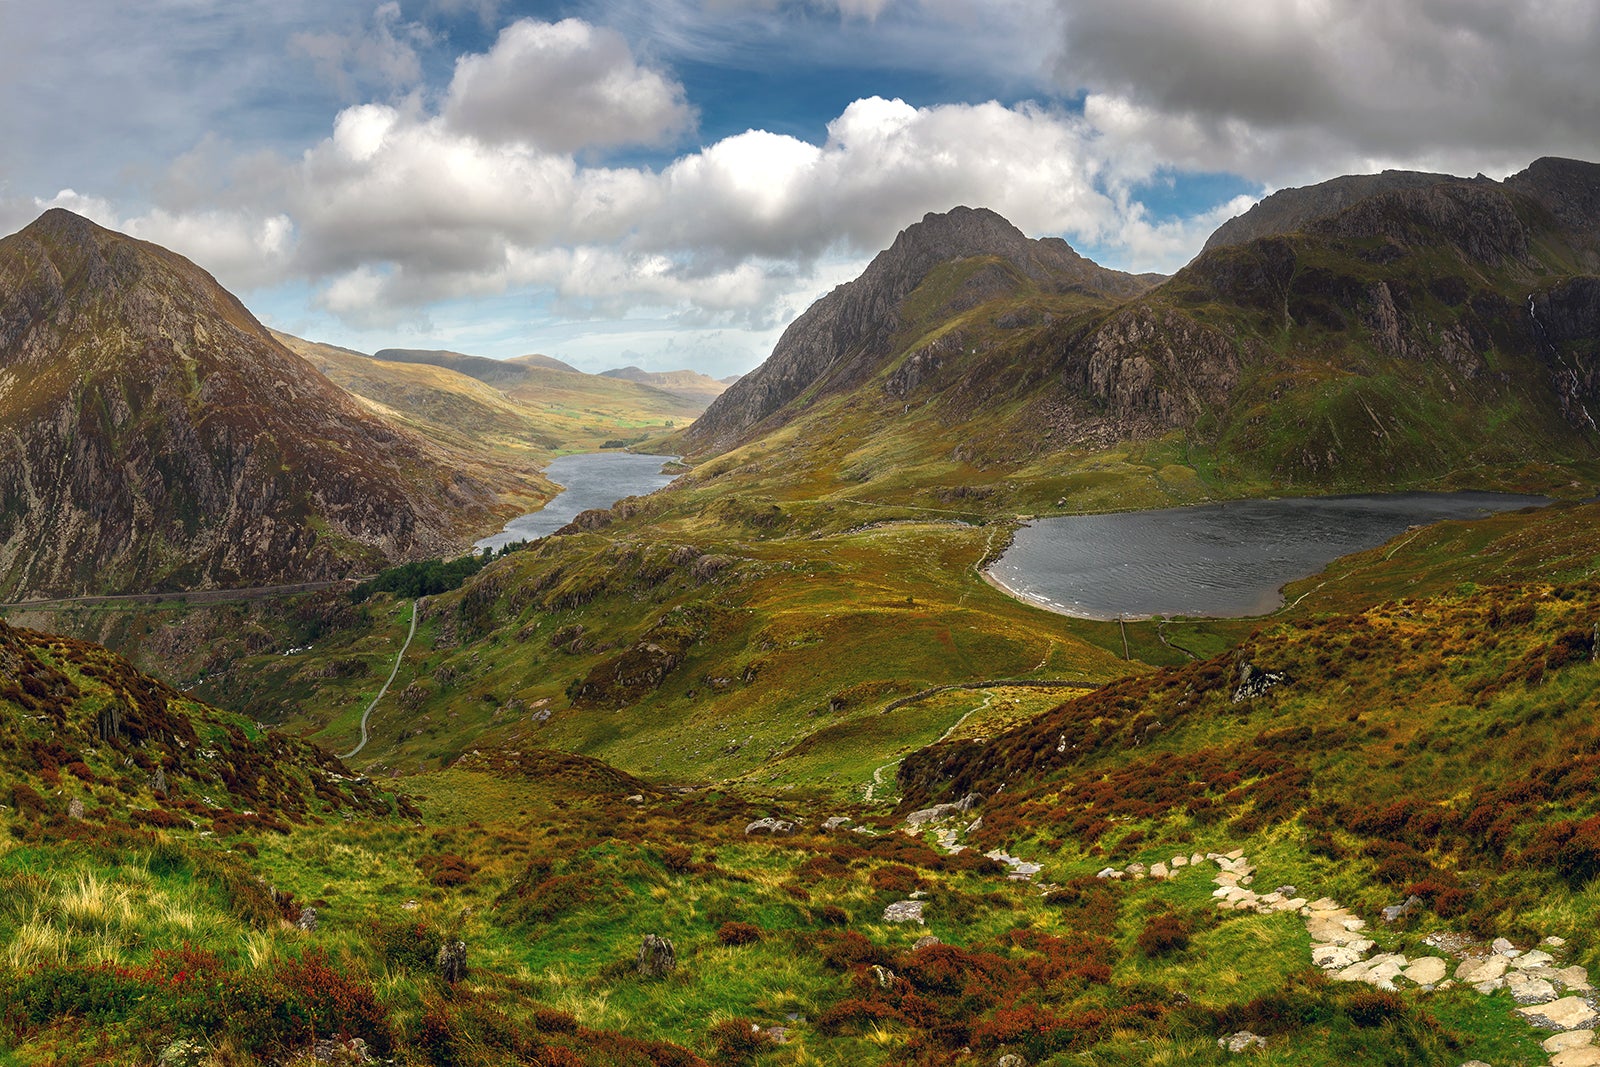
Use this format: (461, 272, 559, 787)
(913, 935, 942, 951)
(995, 1055, 1026, 1067)
(636, 934, 677, 978)
(296, 905, 319, 932)
(745, 818, 796, 836)
(67, 797, 85, 821)
(822, 816, 852, 832)
(870, 965, 896, 988)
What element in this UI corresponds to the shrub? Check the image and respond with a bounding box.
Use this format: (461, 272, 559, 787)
(417, 852, 477, 887)
(1137, 913, 1192, 957)
(716, 922, 762, 946)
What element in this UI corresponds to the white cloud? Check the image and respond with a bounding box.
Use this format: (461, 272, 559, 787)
(442, 18, 694, 152)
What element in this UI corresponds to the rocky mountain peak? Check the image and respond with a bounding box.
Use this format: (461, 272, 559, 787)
(682, 206, 1156, 454)
(0, 211, 503, 597)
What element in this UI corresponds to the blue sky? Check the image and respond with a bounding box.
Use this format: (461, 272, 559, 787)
(4, 1, 1599, 377)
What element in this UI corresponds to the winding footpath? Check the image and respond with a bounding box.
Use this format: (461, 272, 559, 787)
(908, 804, 1600, 1066)
(341, 597, 421, 761)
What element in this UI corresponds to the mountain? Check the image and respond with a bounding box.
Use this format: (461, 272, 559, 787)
(598, 365, 730, 407)
(682, 205, 1162, 453)
(675, 161, 1600, 501)
(373, 347, 580, 383)
(0, 209, 514, 598)
(1200, 169, 1459, 252)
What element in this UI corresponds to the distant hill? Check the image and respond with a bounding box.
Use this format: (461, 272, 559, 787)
(0, 209, 512, 598)
(372, 347, 579, 384)
(285, 336, 711, 456)
(598, 366, 729, 407)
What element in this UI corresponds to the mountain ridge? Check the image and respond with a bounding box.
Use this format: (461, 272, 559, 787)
(0, 209, 511, 597)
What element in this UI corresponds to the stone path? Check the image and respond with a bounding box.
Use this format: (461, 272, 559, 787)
(903, 799, 1599, 1067)
(1091, 849, 1599, 1067)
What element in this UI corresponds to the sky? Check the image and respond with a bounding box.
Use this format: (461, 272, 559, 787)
(4, 1, 1599, 377)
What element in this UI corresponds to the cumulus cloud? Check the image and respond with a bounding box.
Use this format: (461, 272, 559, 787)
(1055, 0, 1600, 182)
(442, 18, 694, 152)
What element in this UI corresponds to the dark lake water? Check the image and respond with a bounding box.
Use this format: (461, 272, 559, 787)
(987, 492, 1549, 620)
(474, 453, 680, 551)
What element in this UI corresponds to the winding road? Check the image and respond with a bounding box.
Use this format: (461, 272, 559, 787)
(341, 597, 422, 761)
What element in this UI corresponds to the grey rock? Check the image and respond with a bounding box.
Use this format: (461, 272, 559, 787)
(296, 905, 318, 932)
(870, 964, 896, 988)
(66, 797, 85, 820)
(1231, 662, 1287, 702)
(744, 817, 795, 836)
(822, 816, 852, 831)
(913, 935, 942, 951)
(1382, 895, 1424, 923)
(636, 934, 676, 978)
(1218, 1030, 1267, 1053)
(882, 900, 925, 924)
(436, 939, 467, 984)
(995, 1056, 1027, 1067)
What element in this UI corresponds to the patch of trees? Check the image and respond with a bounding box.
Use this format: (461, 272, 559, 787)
(352, 544, 522, 602)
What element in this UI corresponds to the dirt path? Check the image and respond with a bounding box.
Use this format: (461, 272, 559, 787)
(341, 597, 422, 761)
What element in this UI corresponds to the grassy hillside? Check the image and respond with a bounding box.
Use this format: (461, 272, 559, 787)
(277, 332, 709, 461)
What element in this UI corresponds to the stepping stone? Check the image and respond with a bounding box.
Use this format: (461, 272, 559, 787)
(1546, 936, 1570, 949)
(1458, 955, 1509, 983)
(1308, 897, 1342, 911)
(1545, 1030, 1596, 1054)
(1553, 1049, 1600, 1067)
(1171, 855, 1188, 868)
(1515, 950, 1558, 969)
(1403, 957, 1448, 986)
(1225, 849, 1245, 860)
(1095, 867, 1123, 879)
(1492, 936, 1522, 957)
(1190, 852, 1206, 866)
(1313, 944, 1365, 970)
(1506, 971, 1558, 1004)
(1518, 996, 1600, 1031)
(1555, 966, 1593, 991)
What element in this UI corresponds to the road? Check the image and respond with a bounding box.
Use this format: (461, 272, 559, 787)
(341, 597, 422, 761)
(0, 578, 367, 612)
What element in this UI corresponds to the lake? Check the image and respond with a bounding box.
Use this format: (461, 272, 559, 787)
(987, 491, 1549, 620)
(474, 452, 681, 551)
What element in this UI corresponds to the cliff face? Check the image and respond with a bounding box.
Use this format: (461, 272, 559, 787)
(0, 210, 500, 597)
(682, 206, 1159, 453)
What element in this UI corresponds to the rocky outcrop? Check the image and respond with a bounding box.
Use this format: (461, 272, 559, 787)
(0, 210, 502, 597)
(636, 934, 677, 978)
(683, 206, 1157, 454)
(1203, 169, 1456, 253)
